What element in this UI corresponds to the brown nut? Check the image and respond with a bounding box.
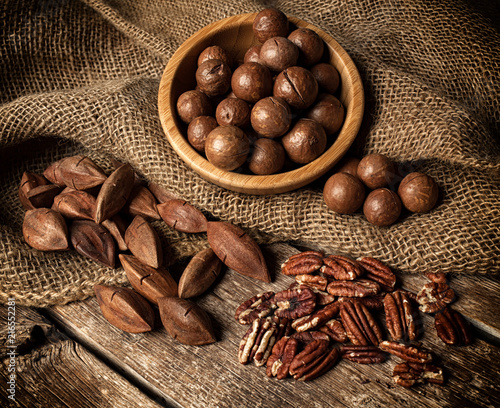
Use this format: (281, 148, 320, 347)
(23, 208, 69, 251)
(187, 115, 218, 152)
(244, 45, 263, 64)
(195, 59, 232, 97)
(176, 90, 213, 124)
(321, 255, 364, 280)
(124, 215, 163, 269)
(274, 286, 317, 320)
(197, 45, 233, 68)
(281, 250, 324, 276)
(357, 153, 397, 190)
(250, 96, 292, 138)
(340, 301, 383, 346)
(53, 155, 107, 191)
(215, 97, 251, 128)
(398, 172, 439, 213)
(53, 189, 96, 220)
(282, 118, 327, 164)
(273, 66, 318, 109)
(231, 62, 273, 103)
(288, 27, 324, 66)
(205, 125, 250, 171)
(356, 257, 397, 292)
(417, 281, 455, 314)
(434, 307, 472, 346)
(266, 336, 299, 379)
(259, 36, 299, 72)
(94, 285, 154, 333)
(305, 93, 345, 136)
(341, 345, 387, 364)
(235, 291, 276, 324)
(384, 291, 419, 342)
(291, 301, 340, 332)
(248, 138, 286, 175)
(323, 172, 366, 214)
(363, 188, 402, 227)
(379, 340, 433, 364)
(178, 248, 223, 298)
(238, 317, 277, 366)
(310, 63, 340, 94)
(327, 279, 380, 297)
(24, 184, 62, 210)
(252, 8, 289, 43)
(393, 362, 445, 388)
(122, 185, 160, 221)
(158, 296, 216, 346)
(157, 199, 207, 233)
(70, 220, 116, 268)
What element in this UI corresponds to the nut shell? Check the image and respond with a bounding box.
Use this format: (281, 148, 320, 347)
(306, 93, 345, 136)
(195, 59, 232, 97)
(288, 28, 324, 66)
(176, 90, 213, 124)
(252, 8, 289, 43)
(231, 62, 273, 103)
(363, 188, 402, 227)
(205, 126, 250, 171)
(398, 172, 439, 213)
(357, 153, 397, 190)
(273, 66, 318, 109)
(323, 172, 365, 214)
(282, 118, 327, 164)
(259, 36, 299, 72)
(187, 115, 218, 152)
(248, 138, 286, 175)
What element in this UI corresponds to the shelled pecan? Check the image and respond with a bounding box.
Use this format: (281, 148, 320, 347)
(321, 255, 364, 280)
(318, 319, 347, 343)
(291, 301, 340, 332)
(234, 291, 276, 324)
(327, 279, 380, 298)
(289, 339, 339, 381)
(434, 307, 472, 346)
(340, 301, 383, 346)
(281, 251, 324, 275)
(266, 336, 299, 379)
(357, 257, 396, 292)
(238, 317, 277, 365)
(379, 341, 432, 364)
(341, 345, 387, 364)
(274, 286, 316, 320)
(384, 291, 419, 341)
(417, 281, 455, 314)
(393, 362, 444, 387)
(295, 273, 328, 291)
(337, 295, 385, 311)
(291, 331, 331, 344)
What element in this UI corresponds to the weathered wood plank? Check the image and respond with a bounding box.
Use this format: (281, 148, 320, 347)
(44, 243, 500, 408)
(0, 305, 167, 407)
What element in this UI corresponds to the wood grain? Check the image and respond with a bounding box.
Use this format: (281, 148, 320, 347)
(158, 13, 364, 195)
(41, 243, 500, 408)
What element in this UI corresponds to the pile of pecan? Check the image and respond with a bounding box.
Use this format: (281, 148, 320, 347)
(235, 251, 472, 387)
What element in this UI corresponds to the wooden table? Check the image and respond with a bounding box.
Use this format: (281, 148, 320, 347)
(1, 242, 499, 407)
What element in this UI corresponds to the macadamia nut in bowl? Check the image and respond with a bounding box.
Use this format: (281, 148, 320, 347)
(158, 11, 364, 195)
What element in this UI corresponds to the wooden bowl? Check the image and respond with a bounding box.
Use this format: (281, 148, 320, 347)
(158, 13, 364, 195)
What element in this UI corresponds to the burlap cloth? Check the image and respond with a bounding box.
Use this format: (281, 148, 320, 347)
(1, 0, 499, 307)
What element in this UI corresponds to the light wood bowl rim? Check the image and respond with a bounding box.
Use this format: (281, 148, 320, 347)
(158, 12, 364, 195)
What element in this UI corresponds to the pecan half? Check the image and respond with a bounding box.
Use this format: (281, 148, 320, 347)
(434, 307, 473, 346)
(393, 362, 445, 387)
(281, 251, 324, 276)
(289, 339, 339, 381)
(340, 301, 383, 346)
(291, 301, 340, 332)
(384, 291, 419, 341)
(318, 319, 347, 343)
(274, 286, 316, 320)
(417, 282, 455, 314)
(234, 291, 276, 324)
(295, 274, 328, 291)
(341, 345, 387, 364)
(321, 255, 364, 280)
(357, 257, 396, 292)
(238, 317, 277, 366)
(379, 341, 432, 363)
(266, 336, 299, 379)
(338, 295, 385, 311)
(327, 279, 380, 298)
(291, 331, 331, 344)
(425, 272, 447, 284)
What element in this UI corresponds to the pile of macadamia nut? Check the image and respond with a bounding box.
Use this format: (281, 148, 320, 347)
(323, 154, 440, 226)
(176, 8, 345, 175)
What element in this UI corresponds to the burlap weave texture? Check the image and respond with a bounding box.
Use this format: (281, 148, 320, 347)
(0, 0, 499, 307)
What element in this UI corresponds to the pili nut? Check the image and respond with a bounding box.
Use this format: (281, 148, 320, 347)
(23, 208, 69, 251)
(327, 279, 380, 297)
(119, 254, 177, 305)
(321, 255, 364, 280)
(289, 339, 339, 381)
(384, 291, 419, 342)
(178, 248, 222, 298)
(356, 256, 397, 292)
(379, 341, 433, 364)
(417, 281, 455, 314)
(238, 317, 277, 366)
(43, 158, 65, 186)
(340, 301, 384, 346)
(94, 284, 154, 333)
(235, 291, 276, 324)
(70, 220, 116, 268)
(52, 189, 96, 220)
(19, 172, 50, 209)
(340, 345, 387, 364)
(281, 251, 324, 276)
(110, 158, 143, 186)
(147, 182, 180, 203)
(95, 163, 135, 224)
(207, 221, 270, 282)
(124, 215, 163, 269)
(57, 155, 107, 190)
(157, 199, 207, 233)
(158, 296, 216, 346)
(122, 185, 161, 220)
(393, 362, 445, 387)
(101, 215, 129, 251)
(295, 274, 328, 291)
(318, 319, 348, 343)
(434, 307, 473, 346)
(274, 286, 316, 320)
(291, 301, 340, 332)
(266, 336, 300, 379)
(22, 184, 62, 210)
